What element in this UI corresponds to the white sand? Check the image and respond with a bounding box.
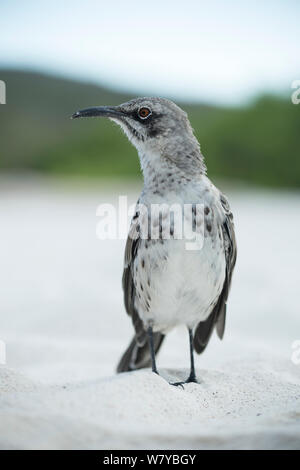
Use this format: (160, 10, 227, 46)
(0, 177, 300, 449)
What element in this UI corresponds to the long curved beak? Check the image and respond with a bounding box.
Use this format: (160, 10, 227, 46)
(71, 106, 124, 120)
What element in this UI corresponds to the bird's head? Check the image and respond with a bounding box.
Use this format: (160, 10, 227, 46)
(72, 97, 206, 177)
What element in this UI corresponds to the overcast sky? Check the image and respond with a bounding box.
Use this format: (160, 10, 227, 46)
(0, 0, 299, 104)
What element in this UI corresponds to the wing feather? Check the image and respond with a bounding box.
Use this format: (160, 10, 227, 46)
(194, 193, 237, 354)
(117, 206, 165, 372)
(122, 209, 146, 345)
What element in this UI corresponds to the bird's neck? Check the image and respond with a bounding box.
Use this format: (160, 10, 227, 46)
(138, 145, 206, 191)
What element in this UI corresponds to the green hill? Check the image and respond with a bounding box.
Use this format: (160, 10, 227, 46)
(0, 69, 299, 187)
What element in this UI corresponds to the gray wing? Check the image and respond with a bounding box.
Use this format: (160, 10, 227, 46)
(118, 207, 165, 372)
(122, 209, 145, 345)
(193, 193, 237, 354)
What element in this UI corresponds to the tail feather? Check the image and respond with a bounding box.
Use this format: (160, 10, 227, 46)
(116, 333, 165, 373)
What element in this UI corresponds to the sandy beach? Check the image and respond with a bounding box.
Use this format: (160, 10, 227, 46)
(0, 177, 300, 449)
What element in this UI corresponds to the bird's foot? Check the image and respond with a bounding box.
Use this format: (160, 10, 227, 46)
(170, 375, 198, 388)
(185, 374, 198, 384)
(170, 381, 185, 389)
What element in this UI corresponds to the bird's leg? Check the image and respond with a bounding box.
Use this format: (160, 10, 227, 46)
(186, 328, 197, 383)
(171, 328, 198, 388)
(147, 326, 159, 375)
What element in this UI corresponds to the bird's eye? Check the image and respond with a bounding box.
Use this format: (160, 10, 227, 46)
(138, 107, 151, 119)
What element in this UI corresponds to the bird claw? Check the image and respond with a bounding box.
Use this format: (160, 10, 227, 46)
(170, 376, 198, 388)
(170, 381, 185, 389)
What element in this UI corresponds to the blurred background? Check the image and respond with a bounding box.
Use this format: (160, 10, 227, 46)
(1, 0, 300, 185)
(0, 0, 300, 383)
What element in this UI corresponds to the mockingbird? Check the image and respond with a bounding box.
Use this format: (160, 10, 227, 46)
(72, 98, 237, 386)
